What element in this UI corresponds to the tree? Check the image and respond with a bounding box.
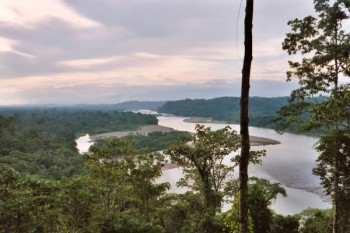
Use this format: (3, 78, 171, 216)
(222, 178, 286, 233)
(22, 175, 61, 232)
(126, 153, 170, 222)
(269, 214, 300, 233)
(0, 165, 63, 233)
(240, 0, 254, 232)
(60, 175, 97, 232)
(313, 127, 350, 233)
(299, 208, 333, 233)
(83, 138, 169, 231)
(279, 1, 350, 232)
(166, 125, 241, 213)
(84, 138, 140, 214)
(247, 177, 286, 233)
(166, 125, 241, 232)
(165, 125, 264, 232)
(0, 164, 27, 233)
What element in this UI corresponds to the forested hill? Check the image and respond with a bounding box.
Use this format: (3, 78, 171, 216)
(71, 101, 166, 111)
(158, 96, 290, 128)
(113, 100, 166, 110)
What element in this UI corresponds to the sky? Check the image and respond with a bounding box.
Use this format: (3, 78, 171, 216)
(0, 0, 316, 105)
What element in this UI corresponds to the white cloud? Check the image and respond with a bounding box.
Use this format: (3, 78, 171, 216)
(0, 37, 16, 52)
(0, 0, 319, 104)
(0, 0, 99, 28)
(56, 56, 125, 69)
(0, 37, 35, 58)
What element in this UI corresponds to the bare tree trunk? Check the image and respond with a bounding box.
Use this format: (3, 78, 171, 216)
(239, 1, 253, 233)
(333, 59, 339, 233)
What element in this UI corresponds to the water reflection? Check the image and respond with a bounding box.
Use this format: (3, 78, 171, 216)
(157, 115, 331, 215)
(75, 134, 93, 154)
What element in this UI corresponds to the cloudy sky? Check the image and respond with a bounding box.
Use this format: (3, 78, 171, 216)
(0, 0, 316, 105)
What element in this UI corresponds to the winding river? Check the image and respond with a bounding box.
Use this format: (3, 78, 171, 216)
(76, 114, 331, 215)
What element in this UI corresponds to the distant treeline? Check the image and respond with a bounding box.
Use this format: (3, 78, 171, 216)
(6, 100, 166, 111)
(158, 97, 290, 128)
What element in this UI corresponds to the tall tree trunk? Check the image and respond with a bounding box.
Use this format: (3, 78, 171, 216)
(331, 29, 341, 232)
(333, 149, 339, 233)
(333, 51, 339, 233)
(239, 1, 253, 233)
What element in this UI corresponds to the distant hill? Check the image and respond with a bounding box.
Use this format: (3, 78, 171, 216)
(158, 96, 290, 128)
(1, 97, 292, 129)
(112, 101, 166, 111)
(1, 101, 166, 112)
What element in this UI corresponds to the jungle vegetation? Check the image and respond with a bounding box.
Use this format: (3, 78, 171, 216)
(0, 108, 333, 232)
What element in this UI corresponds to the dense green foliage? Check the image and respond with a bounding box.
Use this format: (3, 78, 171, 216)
(247, 177, 287, 233)
(298, 208, 333, 233)
(125, 131, 191, 152)
(279, 0, 350, 232)
(158, 97, 289, 128)
(0, 107, 157, 135)
(1, 120, 317, 233)
(0, 108, 158, 178)
(0, 139, 170, 233)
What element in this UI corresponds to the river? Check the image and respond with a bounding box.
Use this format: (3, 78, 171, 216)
(76, 114, 331, 215)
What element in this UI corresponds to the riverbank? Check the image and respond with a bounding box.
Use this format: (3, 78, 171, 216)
(90, 124, 280, 146)
(90, 125, 175, 141)
(184, 117, 280, 146)
(183, 117, 226, 124)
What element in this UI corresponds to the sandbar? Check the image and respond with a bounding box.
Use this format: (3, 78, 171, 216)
(90, 124, 279, 146)
(90, 125, 174, 141)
